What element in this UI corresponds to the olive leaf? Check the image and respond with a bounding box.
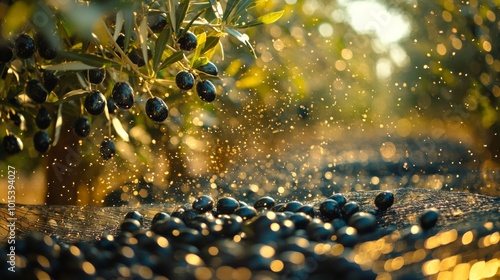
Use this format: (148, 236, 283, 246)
(42, 61, 98, 71)
(57, 51, 120, 68)
(222, 0, 238, 22)
(225, 27, 256, 58)
(52, 104, 63, 147)
(153, 27, 172, 71)
(139, 16, 150, 73)
(112, 117, 130, 142)
(197, 71, 222, 81)
(192, 57, 209, 69)
(208, 0, 223, 20)
(175, 0, 191, 33)
(159, 51, 184, 70)
(45, 91, 59, 103)
(235, 10, 285, 28)
(168, 0, 179, 33)
(114, 10, 124, 41)
(227, 0, 253, 25)
(57, 89, 88, 104)
(122, 7, 135, 51)
(191, 32, 207, 66)
(202, 35, 220, 55)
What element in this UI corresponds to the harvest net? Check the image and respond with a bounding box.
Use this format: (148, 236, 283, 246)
(1, 137, 499, 278)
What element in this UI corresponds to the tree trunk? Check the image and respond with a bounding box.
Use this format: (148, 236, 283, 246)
(44, 117, 97, 205)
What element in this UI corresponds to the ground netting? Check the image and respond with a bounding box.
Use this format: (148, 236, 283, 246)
(1, 136, 499, 279)
(1, 188, 499, 279)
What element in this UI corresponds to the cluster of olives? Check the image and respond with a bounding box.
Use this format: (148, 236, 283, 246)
(2, 11, 222, 160)
(2, 33, 58, 156)
(0, 191, 446, 279)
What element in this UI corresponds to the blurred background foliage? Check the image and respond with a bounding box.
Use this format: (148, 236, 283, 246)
(0, 0, 498, 205)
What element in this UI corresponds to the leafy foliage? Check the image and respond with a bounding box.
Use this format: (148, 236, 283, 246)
(0, 0, 284, 158)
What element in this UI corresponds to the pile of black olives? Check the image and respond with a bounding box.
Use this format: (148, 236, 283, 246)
(1, 191, 444, 279)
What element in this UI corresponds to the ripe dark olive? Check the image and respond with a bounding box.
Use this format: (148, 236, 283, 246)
(348, 212, 377, 233)
(111, 82, 134, 109)
(127, 47, 151, 67)
(0, 40, 14, 63)
(335, 226, 359, 247)
(216, 197, 239, 215)
(192, 195, 215, 213)
(271, 203, 285, 212)
(120, 219, 141, 233)
(124, 211, 144, 226)
(196, 80, 216, 102)
(254, 196, 275, 210)
(177, 30, 197, 51)
(295, 205, 315, 218)
(35, 33, 57, 60)
(107, 98, 117, 114)
(375, 191, 394, 211)
(342, 201, 360, 220)
(175, 70, 195, 90)
(15, 34, 35, 59)
(282, 201, 303, 212)
(152, 212, 170, 225)
(145, 97, 168, 122)
(35, 106, 52, 129)
(100, 138, 116, 160)
(329, 193, 347, 208)
(74, 116, 91, 137)
(234, 206, 257, 221)
(33, 131, 51, 153)
(319, 199, 341, 221)
(196, 61, 218, 76)
(147, 12, 167, 33)
(3, 134, 23, 154)
(116, 33, 126, 51)
(26, 79, 48, 104)
(289, 212, 312, 229)
(84, 90, 106, 115)
(8, 111, 23, 127)
(87, 68, 106, 84)
(307, 222, 334, 242)
(420, 208, 440, 230)
(42, 70, 59, 92)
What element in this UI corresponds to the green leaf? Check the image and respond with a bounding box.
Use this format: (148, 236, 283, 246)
(209, 0, 222, 20)
(223, 0, 238, 22)
(159, 51, 184, 70)
(58, 89, 87, 104)
(52, 104, 63, 147)
(112, 117, 130, 142)
(45, 91, 59, 103)
(236, 10, 284, 28)
(122, 7, 135, 51)
(197, 71, 222, 81)
(230, 0, 253, 24)
(168, 0, 179, 33)
(183, 9, 206, 35)
(153, 27, 172, 71)
(57, 51, 120, 68)
(192, 57, 209, 69)
(175, 0, 190, 33)
(42, 61, 99, 71)
(139, 16, 149, 72)
(191, 32, 207, 66)
(113, 10, 124, 41)
(225, 27, 256, 58)
(202, 35, 220, 54)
